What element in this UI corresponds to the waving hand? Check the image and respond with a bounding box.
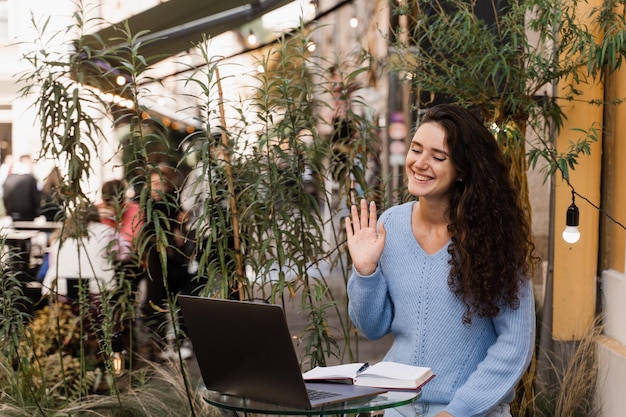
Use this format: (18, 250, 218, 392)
(345, 199, 386, 276)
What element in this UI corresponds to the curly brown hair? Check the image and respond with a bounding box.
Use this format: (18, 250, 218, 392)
(421, 104, 535, 323)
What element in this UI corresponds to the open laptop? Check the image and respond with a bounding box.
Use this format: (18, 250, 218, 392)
(178, 295, 387, 409)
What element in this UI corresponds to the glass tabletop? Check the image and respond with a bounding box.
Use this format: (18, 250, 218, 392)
(203, 389, 421, 415)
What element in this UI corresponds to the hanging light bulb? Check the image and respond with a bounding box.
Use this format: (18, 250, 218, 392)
(247, 30, 258, 46)
(562, 192, 580, 244)
(350, 16, 359, 28)
(111, 332, 125, 377)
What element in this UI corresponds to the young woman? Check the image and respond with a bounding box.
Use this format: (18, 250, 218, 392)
(345, 104, 536, 417)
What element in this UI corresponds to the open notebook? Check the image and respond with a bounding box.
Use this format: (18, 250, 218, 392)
(178, 295, 387, 409)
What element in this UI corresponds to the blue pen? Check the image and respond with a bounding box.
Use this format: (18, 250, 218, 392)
(356, 362, 370, 375)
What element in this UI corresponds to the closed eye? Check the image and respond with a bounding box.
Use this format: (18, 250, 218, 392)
(409, 143, 448, 161)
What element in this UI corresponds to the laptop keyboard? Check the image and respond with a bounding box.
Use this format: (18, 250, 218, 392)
(307, 388, 342, 401)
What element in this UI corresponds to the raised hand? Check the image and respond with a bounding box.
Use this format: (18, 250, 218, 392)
(345, 199, 386, 276)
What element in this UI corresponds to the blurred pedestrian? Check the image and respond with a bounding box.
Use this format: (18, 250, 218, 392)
(140, 163, 192, 359)
(40, 166, 63, 222)
(179, 146, 235, 295)
(3, 154, 40, 221)
(97, 179, 143, 251)
(0, 153, 13, 198)
(42, 202, 121, 300)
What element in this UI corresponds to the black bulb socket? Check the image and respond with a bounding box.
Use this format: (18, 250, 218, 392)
(112, 332, 124, 353)
(566, 203, 579, 227)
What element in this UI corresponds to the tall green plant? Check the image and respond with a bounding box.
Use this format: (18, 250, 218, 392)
(12, 2, 387, 414)
(15, 0, 199, 411)
(180, 25, 383, 366)
(16, 4, 127, 406)
(0, 239, 44, 410)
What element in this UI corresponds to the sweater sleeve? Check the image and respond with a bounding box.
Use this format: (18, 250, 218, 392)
(445, 279, 536, 417)
(347, 266, 394, 340)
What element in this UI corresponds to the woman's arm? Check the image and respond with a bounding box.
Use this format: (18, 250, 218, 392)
(347, 266, 394, 340)
(445, 279, 535, 416)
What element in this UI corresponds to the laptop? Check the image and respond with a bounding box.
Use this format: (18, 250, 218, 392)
(178, 295, 387, 409)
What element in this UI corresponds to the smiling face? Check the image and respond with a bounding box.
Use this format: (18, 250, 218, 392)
(405, 121, 458, 202)
(150, 171, 175, 201)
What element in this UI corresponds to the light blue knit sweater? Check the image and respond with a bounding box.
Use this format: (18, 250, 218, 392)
(348, 202, 535, 417)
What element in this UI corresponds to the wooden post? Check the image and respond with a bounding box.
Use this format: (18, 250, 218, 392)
(552, 0, 603, 339)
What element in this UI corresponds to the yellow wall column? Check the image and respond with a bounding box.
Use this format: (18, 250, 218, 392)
(552, 0, 603, 341)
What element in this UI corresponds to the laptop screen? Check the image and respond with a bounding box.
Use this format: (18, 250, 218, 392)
(178, 295, 387, 409)
(179, 296, 315, 407)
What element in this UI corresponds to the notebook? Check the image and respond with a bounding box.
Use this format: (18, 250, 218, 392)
(178, 295, 387, 409)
